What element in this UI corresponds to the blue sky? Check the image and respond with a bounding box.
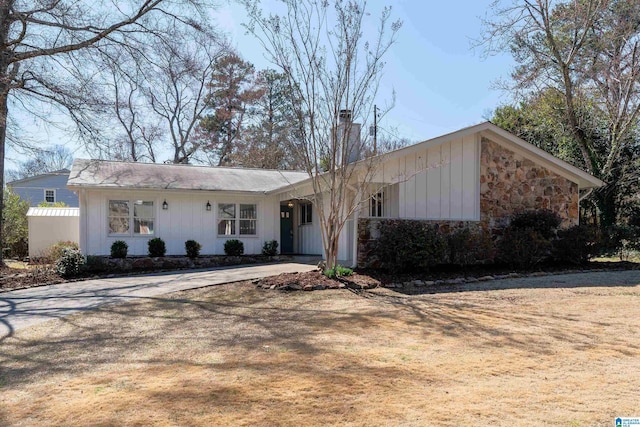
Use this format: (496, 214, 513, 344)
(215, 0, 515, 142)
(7, 0, 515, 172)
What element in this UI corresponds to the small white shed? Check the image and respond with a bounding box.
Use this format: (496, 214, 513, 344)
(27, 207, 80, 258)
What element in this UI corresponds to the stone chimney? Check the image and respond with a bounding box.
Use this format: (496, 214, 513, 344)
(337, 109, 361, 164)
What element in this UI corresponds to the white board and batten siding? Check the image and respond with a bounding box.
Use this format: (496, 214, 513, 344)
(80, 189, 280, 256)
(382, 134, 480, 221)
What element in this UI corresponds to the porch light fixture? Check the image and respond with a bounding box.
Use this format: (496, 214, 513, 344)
(287, 200, 294, 208)
(162, 199, 168, 210)
(206, 201, 212, 211)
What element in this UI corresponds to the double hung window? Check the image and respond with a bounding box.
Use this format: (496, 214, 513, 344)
(108, 200, 155, 235)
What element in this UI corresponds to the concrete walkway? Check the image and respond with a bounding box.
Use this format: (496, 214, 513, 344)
(0, 263, 315, 338)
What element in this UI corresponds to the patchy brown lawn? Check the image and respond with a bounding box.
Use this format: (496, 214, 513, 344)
(2, 272, 640, 426)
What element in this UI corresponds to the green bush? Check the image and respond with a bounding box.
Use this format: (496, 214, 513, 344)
(448, 228, 495, 267)
(323, 265, 353, 279)
(262, 240, 279, 256)
(185, 240, 202, 259)
(110, 240, 128, 259)
(552, 225, 598, 265)
(148, 237, 166, 257)
(224, 239, 244, 256)
(55, 247, 85, 278)
(498, 226, 551, 269)
(3, 188, 29, 259)
(48, 241, 80, 263)
(374, 220, 448, 272)
(509, 209, 561, 239)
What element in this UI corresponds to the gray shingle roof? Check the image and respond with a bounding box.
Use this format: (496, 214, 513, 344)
(67, 159, 310, 193)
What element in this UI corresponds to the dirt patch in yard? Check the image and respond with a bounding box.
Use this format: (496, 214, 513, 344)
(1, 270, 640, 426)
(0, 265, 63, 291)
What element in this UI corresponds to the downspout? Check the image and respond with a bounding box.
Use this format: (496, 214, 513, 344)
(79, 189, 87, 256)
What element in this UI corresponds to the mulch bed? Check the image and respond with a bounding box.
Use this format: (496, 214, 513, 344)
(0, 266, 65, 291)
(255, 270, 381, 291)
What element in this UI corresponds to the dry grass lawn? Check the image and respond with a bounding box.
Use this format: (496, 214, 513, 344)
(2, 271, 640, 426)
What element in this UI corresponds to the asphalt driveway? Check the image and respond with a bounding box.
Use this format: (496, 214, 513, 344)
(0, 263, 316, 338)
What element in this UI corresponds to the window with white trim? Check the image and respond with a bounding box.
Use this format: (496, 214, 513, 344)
(300, 203, 312, 224)
(218, 203, 257, 236)
(370, 191, 384, 217)
(44, 189, 55, 203)
(108, 200, 155, 235)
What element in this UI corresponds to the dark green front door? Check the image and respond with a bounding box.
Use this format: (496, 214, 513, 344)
(280, 205, 294, 254)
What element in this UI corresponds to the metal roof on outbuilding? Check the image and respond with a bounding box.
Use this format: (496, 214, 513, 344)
(67, 159, 310, 193)
(27, 207, 80, 217)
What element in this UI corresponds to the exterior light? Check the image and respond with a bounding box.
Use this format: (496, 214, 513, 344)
(162, 199, 168, 210)
(287, 200, 294, 208)
(206, 201, 212, 211)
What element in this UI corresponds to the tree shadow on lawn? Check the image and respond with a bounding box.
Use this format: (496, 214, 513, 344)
(2, 280, 638, 399)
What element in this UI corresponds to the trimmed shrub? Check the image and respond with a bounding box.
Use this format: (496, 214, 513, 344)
(48, 241, 80, 263)
(148, 237, 166, 257)
(552, 225, 598, 265)
(110, 240, 128, 259)
(224, 239, 244, 256)
(498, 226, 551, 269)
(374, 220, 448, 272)
(509, 209, 562, 239)
(185, 240, 202, 259)
(448, 228, 495, 267)
(55, 247, 85, 278)
(262, 240, 279, 256)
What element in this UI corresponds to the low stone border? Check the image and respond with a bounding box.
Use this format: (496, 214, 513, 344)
(380, 267, 637, 289)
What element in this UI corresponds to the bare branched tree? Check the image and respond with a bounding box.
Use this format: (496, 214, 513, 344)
(0, 0, 210, 261)
(244, 0, 401, 268)
(6, 145, 74, 181)
(480, 0, 640, 225)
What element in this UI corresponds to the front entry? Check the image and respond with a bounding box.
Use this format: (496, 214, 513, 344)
(280, 205, 294, 254)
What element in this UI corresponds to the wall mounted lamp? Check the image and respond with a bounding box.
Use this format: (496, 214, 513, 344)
(287, 200, 294, 208)
(206, 201, 212, 211)
(162, 199, 168, 210)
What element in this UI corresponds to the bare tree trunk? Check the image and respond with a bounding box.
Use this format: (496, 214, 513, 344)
(0, 88, 7, 263)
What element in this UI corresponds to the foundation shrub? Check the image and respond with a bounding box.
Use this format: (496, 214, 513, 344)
(148, 237, 166, 257)
(498, 226, 551, 269)
(224, 239, 244, 256)
(262, 240, 279, 256)
(374, 220, 447, 272)
(448, 228, 495, 267)
(185, 240, 202, 259)
(552, 225, 598, 265)
(110, 240, 128, 259)
(509, 209, 562, 239)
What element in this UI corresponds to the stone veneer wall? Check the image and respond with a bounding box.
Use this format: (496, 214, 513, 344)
(356, 137, 580, 268)
(480, 137, 579, 229)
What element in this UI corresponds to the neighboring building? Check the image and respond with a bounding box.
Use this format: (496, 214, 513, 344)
(27, 207, 80, 258)
(7, 169, 78, 207)
(67, 122, 604, 266)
